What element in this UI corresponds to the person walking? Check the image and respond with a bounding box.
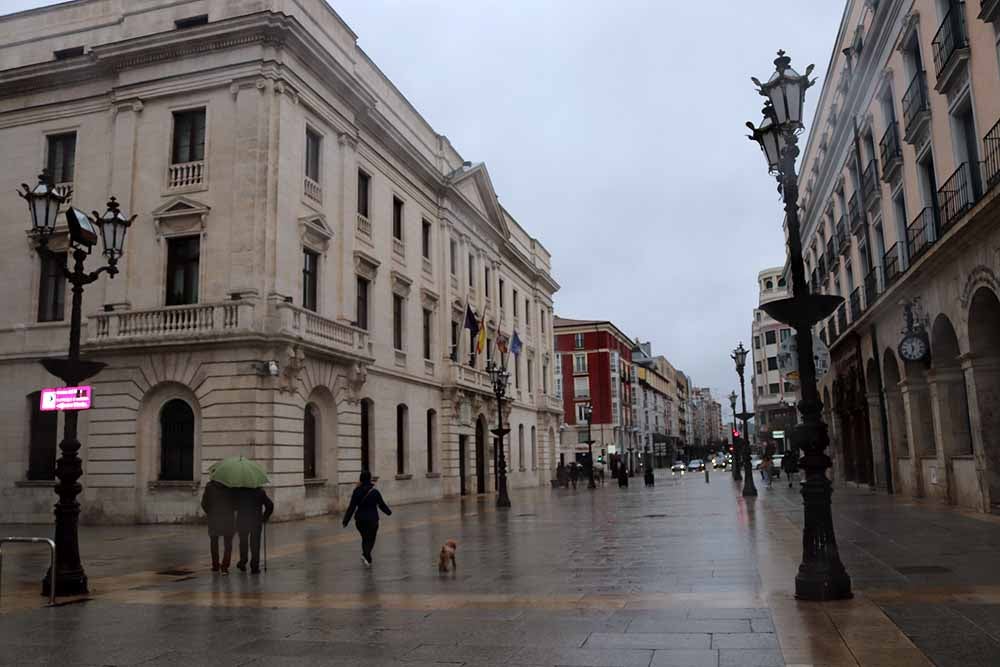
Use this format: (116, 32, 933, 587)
(235, 486, 273, 574)
(342, 471, 392, 567)
(556, 461, 568, 488)
(761, 455, 773, 488)
(568, 463, 579, 489)
(782, 451, 799, 488)
(200, 480, 235, 573)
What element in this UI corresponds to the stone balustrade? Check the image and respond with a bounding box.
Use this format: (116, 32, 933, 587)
(90, 302, 243, 342)
(167, 160, 204, 189)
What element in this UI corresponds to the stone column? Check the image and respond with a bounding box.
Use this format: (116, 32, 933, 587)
(927, 367, 970, 504)
(103, 99, 143, 310)
(961, 353, 1000, 512)
(866, 391, 887, 490)
(900, 378, 934, 497)
(337, 132, 360, 323)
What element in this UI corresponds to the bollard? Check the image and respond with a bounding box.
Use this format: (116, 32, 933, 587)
(705, 466, 710, 483)
(0, 537, 57, 607)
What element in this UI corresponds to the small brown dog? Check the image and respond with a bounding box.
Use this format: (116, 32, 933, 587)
(438, 539, 458, 572)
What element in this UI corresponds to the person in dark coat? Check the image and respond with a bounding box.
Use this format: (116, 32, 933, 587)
(568, 463, 579, 489)
(201, 480, 236, 573)
(618, 463, 629, 488)
(342, 471, 392, 566)
(644, 466, 655, 488)
(235, 487, 273, 574)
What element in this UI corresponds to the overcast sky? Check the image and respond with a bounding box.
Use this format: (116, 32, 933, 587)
(6, 0, 846, 410)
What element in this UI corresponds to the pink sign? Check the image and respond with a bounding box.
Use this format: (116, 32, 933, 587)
(39, 386, 92, 412)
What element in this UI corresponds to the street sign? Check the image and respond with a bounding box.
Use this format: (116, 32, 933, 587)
(39, 386, 92, 411)
(772, 430, 785, 439)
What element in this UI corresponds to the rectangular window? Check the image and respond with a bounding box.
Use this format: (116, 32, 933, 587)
(450, 240, 457, 275)
(573, 376, 590, 399)
(302, 249, 318, 312)
(541, 310, 546, 333)
(499, 278, 505, 309)
(27, 392, 57, 481)
(357, 170, 370, 217)
(764, 330, 777, 345)
(767, 356, 778, 371)
(422, 308, 432, 360)
(515, 356, 521, 388)
(53, 46, 84, 60)
(486, 338, 493, 362)
(171, 108, 206, 164)
(422, 220, 431, 260)
(542, 363, 548, 394)
(356, 277, 369, 330)
(165, 236, 200, 305)
(525, 300, 531, 327)
(756, 361, 763, 375)
(513, 290, 519, 317)
(468, 254, 474, 287)
(393, 294, 404, 351)
(392, 196, 404, 241)
(555, 377, 563, 399)
(46, 132, 76, 184)
(450, 320, 459, 361)
(574, 333, 584, 349)
(484, 267, 491, 297)
(769, 383, 780, 395)
(305, 128, 321, 182)
(396, 404, 407, 475)
(780, 328, 791, 342)
(574, 353, 587, 373)
(576, 403, 589, 422)
(527, 359, 534, 393)
(784, 382, 795, 392)
(754, 336, 761, 350)
(175, 14, 208, 29)
(37, 252, 66, 322)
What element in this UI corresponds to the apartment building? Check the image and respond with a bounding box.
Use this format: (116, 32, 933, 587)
(794, 0, 1000, 511)
(631, 340, 677, 466)
(0, 0, 561, 523)
(553, 318, 636, 468)
(751, 267, 801, 453)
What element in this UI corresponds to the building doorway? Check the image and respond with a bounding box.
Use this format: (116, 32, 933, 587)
(475, 416, 487, 494)
(459, 434, 468, 495)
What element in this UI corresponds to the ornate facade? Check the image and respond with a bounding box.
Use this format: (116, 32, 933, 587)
(0, 0, 560, 523)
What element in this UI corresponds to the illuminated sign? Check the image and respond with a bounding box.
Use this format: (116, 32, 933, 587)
(772, 430, 785, 439)
(39, 386, 92, 411)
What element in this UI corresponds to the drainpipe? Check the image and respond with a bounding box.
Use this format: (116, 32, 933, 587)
(869, 324, 894, 494)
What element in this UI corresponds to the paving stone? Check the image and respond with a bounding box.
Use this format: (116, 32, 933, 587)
(717, 648, 784, 666)
(749, 618, 775, 633)
(585, 632, 710, 649)
(515, 647, 655, 666)
(710, 633, 778, 649)
(627, 619, 751, 634)
(650, 649, 720, 667)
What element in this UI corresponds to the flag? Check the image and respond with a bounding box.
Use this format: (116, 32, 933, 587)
(463, 303, 479, 338)
(476, 305, 488, 355)
(511, 330, 523, 357)
(496, 332, 510, 356)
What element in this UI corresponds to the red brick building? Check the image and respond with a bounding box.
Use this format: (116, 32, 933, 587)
(553, 317, 637, 469)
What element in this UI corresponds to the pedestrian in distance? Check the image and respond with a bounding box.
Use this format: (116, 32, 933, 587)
(556, 461, 568, 488)
(782, 451, 799, 488)
(618, 463, 629, 488)
(200, 480, 236, 574)
(235, 486, 273, 574)
(643, 466, 654, 488)
(342, 470, 392, 567)
(761, 455, 773, 488)
(569, 463, 579, 489)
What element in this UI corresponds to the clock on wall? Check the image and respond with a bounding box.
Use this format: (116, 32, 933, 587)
(898, 333, 929, 362)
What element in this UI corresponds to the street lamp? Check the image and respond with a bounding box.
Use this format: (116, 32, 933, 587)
(19, 171, 133, 597)
(731, 343, 756, 497)
(583, 402, 596, 489)
(728, 390, 741, 482)
(485, 356, 512, 508)
(747, 51, 852, 601)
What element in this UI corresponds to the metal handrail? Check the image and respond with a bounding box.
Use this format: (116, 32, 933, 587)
(0, 537, 56, 606)
(985, 117, 1000, 193)
(932, 2, 968, 77)
(879, 122, 902, 179)
(902, 71, 930, 136)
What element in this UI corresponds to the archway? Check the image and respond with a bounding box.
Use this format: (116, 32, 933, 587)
(475, 415, 487, 494)
(160, 399, 195, 481)
(304, 386, 338, 483)
(967, 287, 1000, 508)
(929, 314, 972, 504)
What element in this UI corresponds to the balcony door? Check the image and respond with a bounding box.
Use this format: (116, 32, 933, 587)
(166, 236, 200, 306)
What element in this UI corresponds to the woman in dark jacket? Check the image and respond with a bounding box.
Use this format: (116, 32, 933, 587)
(342, 471, 392, 566)
(200, 480, 235, 573)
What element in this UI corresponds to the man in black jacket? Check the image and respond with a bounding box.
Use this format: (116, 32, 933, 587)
(235, 487, 273, 574)
(342, 471, 392, 567)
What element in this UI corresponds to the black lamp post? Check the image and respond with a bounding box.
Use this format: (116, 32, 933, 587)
(728, 390, 741, 481)
(19, 172, 133, 597)
(731, 343, 757, 497)
(747, 51, 852, 600)
(583, 403, 596, 489)
(486, 357, 512, 508)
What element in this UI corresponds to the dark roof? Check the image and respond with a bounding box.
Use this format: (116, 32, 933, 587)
(552, 316, 606, 328)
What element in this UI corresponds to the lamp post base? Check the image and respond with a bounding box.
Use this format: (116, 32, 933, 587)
(795, 567, 853, 601)
(42, 568, 88, 597)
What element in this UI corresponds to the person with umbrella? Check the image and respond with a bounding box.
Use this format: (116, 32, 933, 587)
(200, 479, 235, 573)
(342, 471, 392, 567)
(209, 457, 273, 574)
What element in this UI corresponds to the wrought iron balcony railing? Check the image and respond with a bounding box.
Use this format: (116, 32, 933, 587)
(879, 121, 902, 182)
(985, 117, 1000, 193)
(837, 302, 848, 333)
(902, 71, 931, 140)
(849, 288, 863, 322)
(826, 238, 836, 268)
(817, 253, 827, 276)
(884, 244, 901, 288)
(864, 266, 882, 308)
(938, 162, 979, 233)
(906, 207, 937, 264)
(861, 159, 880, 208)
(932, 2, 969, 78)
(836, 218, 850, 256)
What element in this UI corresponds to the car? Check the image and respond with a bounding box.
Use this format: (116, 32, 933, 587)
(713, 457, 727, 469)
(687, 459, 705, 472)
(671, 461, 686, 475)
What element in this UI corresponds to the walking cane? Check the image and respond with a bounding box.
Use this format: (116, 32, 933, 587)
(263, 522, 267, 572)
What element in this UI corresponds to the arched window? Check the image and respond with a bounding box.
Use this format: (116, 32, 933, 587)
(426, 409, 437, 473)
(160, 399, 195, 481)
(360, 399, 372, 473)
(518, 425, 525, 471)
(765, 279, 773, 290)
(531, 426, 537, 471)
(26, 391, 57, 481)
(304, 403, 318, 480)
(396, 404, 408, 475)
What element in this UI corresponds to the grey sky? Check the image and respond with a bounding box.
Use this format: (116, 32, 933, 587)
(4, 0, 846, 408)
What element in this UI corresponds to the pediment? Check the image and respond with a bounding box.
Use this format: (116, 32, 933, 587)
(449, 162, 510, 240)
(152, 195, 210, 219)
(152, 195, 210, 237)
(299, 214, 333, 253)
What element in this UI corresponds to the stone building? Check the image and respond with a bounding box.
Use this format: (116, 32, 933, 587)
(0, 0, 560, 523)
(793, 0, 1000, 512)
(751, 267, 800, 453)
(631, 341, 676, 466)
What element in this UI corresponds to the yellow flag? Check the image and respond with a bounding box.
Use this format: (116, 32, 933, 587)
(476, 305, 488, 355)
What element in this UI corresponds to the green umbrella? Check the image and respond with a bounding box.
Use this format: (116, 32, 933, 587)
(208, 456, 269, 488)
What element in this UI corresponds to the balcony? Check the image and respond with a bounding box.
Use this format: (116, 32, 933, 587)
(931, 2, 970, 93)
(304, 176, 322, 204)
(861, 160, 880, 212)
(902, 72, 931, 145)
(817, 253, 827, 276)
(938, 162, 979, 233)
(884, 244, 901, 288)
(986, 118, 1000, 193)
(849, 288, 863, 322)
(53, 182, 73, 199)
(826, 238, 836, 268)
(392, 237, 405, 258)
(167, 160, 205, 190)
(836, 218, 850, 256)
(827, 317, 838, 344)
(879, 122, 903, 184)
(906, 207, 938, 264)
(837, 302, 848, 334)
(447, 362, 493, 394)
(864, 266, 882, 309)
(981, 0, 1000, 23)
(356, 213, 372, 239)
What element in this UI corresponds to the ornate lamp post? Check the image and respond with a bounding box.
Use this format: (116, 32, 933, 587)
(19, 172, 133, 597)
(731, 343, 757, 497)
(486, 357, 512, 508)
(728, 390, 741, 481)
(747, 51, 852, 600)
(583, 403, 596, 489)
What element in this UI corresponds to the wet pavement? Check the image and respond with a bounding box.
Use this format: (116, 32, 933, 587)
(3, 471, 1000, 666)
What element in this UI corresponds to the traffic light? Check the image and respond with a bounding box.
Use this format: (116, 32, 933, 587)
(597, 455, 604, 463)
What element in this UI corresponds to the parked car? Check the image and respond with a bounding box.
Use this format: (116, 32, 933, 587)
(713, 457, 727, 469)
(671, 461, 686, 475)
(687, 459, 705, 472)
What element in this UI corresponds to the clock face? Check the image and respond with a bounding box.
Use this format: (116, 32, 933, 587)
(899, 335, 929, 361)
